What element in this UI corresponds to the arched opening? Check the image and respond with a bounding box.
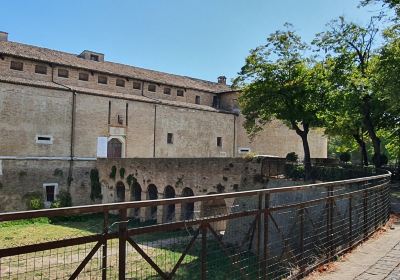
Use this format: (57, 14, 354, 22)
(147, 184, 158, 220)
(181, 187, 194, 220)
(201, 192, 228, 233)
(116, 181, 125, 203)
(107, 138, 122, 158)
(163, 186, 175, 222)
(131, 182, 142, 217)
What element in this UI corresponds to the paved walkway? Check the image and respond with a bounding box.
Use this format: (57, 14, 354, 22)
(307, 222, 400, 279)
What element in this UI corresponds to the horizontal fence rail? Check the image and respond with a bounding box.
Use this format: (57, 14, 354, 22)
(0, 172, 391, 279)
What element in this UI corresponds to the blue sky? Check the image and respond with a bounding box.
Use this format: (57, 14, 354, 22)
(1, 0, 383, 83)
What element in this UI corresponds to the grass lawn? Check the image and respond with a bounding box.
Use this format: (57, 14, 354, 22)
(0, 214, 260, 279)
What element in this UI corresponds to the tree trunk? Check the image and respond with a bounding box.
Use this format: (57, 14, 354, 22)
(362, 98, 381, 167)
(292, 122, 312, 180)
(352, 134, 369, 166)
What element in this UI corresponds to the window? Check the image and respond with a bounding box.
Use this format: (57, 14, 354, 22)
(35, 64, 47, 75)
(212, 96, 220, 108)
(58, 68, 69, 78)
(98, 75, 108, 84)
(90, 54, 99, 61)
(217, 137, 222, 147)
(177, 89, 184, 97)
(133, 81, 141, 90)
(164, 87, 171, 95)
(116, 78, 125, 87)
(36, 135, 53, 145)
(10, 61, 23, 71)
(239, 148, 251, 154)
(148, 84, 156, 92)
(43, 183, 58, 207)
(167, 133, 173, 144)
(79, 72, 89, 81)
(195, 95, 200, 104)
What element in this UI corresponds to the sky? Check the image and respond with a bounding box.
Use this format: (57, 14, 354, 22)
(0, 0, 385, 83)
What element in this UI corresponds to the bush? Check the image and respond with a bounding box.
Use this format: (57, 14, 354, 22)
(286, 152, 298, 162)
(372, 154, 389, 166)
(284, 164, 305, 180)
(339, 152, 351, 163)
(28, 197, 44, 210)
(51, 190, 72, 208)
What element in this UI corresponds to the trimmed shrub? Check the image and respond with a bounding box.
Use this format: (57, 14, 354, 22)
(286, 152, 298, 162)
(339, 152, 351, 163)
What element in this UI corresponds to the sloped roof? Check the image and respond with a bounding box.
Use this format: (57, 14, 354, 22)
(0, 74, 234, 114)
(0, 41, 232, 93)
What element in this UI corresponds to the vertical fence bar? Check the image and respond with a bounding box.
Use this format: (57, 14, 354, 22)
(102, 211, 109, 280)
(363, 187, 368, 239)
(257, 193, 263, 278)
(299, 205, 305, 276)
(263, 193, 270, 280)
(348, 195, 353, 248)
(201, 223, 207, 280)
(327, 185, 334, 259)
(118, 208, 127, 280)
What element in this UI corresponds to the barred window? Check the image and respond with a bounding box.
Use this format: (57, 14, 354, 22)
(177, 89, 184, 97)
(148, 84, 156, 92)
(133, 81, 141, 90)
(58, 68, 69, 78)
(98, 75, 108, 84)
(164, 87, 171, 95)
(10, 61, 23, 71)
(35, 64, 47, 75)
(79, 72, 89, 81)
(116, 78, 125, 87)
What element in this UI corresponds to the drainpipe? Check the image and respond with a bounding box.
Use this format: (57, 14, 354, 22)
(51, 64, 76, 190)
(233, 115, 236, 157)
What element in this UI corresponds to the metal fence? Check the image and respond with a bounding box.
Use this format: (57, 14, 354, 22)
(0, 172, 391, 279)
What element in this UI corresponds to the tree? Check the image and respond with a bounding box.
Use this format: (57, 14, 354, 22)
(361, 0, 400, 18)
(314, 16, 386, 167)
(321, 58, 370, 166)
(234, 24, 327, 180)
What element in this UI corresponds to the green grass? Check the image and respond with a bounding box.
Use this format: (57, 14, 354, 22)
(0, 215, 262, 279)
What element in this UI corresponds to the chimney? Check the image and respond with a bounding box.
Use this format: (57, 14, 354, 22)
(217, 75, 227, 85)
(0, 31, 8, 42)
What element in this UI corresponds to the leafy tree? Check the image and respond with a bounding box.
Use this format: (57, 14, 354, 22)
(339, 152, 352, 163)
(314, 16, 387, 167)
(361, 0, 400, 18)
(234, 24, 327, 180)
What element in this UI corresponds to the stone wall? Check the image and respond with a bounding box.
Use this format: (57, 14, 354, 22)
(0, 159, 95, 212)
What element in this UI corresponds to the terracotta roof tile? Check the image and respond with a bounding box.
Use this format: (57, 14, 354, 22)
(0, 41, 232, 93)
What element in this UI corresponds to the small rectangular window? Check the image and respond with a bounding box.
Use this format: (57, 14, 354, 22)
(133, 81, 141, 90)
(116, 78, 125, 87)
(167, 133, 173, 144)
(35, 64, 47, 75)
(177, 89, 184, 97)
(10, 61, 23, 71)
(58, 68, 69, 78)
(46, 185, 55, 202)
(98, 75, 108, 84)
(43, 183, 58, 207)
(36, 135, 53, 145)
(79, 72, 89, 81)
(164, 87, 171, 95)
(239, 148, 251, 153)
(195, 95, 200, 104)
(90, 54, 99, 61)
(148, 84, 156, 92)
(217, 137, 222, 147)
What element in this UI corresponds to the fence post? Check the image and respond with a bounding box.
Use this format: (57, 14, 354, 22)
(118, 208, 127, 280)
(363, 187, 368, 239)
(257, 193, 263, 278)
(102, 211, 109, 280)
(201, 223, 207, 280)
(263, 193, 270, 280)
(299, 205, 305, 277)
(327, 185, 334, 259)
(348, 195, 353, 248)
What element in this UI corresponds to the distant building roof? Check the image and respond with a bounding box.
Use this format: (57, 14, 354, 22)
(0, 41, 233, 93)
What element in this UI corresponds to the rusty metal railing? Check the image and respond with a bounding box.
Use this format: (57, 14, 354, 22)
(0, 172, 391, 279)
